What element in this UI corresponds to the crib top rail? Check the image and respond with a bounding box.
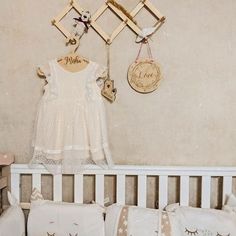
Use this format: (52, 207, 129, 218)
(10, 164, 236, 176)
(10, 164, 236, 210)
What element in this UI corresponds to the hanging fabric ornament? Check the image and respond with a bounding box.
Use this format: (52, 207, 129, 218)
(101, 42, 117, 103)
(127, 41, 162, 94)
(73, 10, 91, 34)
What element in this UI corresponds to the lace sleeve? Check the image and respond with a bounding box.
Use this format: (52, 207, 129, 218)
(43, 61, 58, 100)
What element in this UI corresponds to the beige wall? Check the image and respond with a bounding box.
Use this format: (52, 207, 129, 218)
(1, 0, 236, 207)
(1, 0, 236, 167)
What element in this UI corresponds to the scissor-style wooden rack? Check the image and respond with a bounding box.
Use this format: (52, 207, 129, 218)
(51, 0, 165, 44)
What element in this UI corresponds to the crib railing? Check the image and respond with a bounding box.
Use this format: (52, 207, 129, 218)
(10, 164, 236, 209)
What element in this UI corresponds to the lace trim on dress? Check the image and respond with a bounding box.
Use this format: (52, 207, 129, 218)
(44, 61, 59, 100)
(31, 150, 62, 165)
(86, 63, 107, 101)
(31, 150, 95, 174)
(34, 145, 90, 154)
(31, 143, 112, 174)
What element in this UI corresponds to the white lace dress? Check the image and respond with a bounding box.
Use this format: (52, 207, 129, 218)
(30, 59, 113, 174)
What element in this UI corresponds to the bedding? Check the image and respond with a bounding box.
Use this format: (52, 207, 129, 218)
(167, 204, 236, 236)
(28, 189, 105, 236)
(105, 203, 236, 236)
(225, 193, 236, 206)
(105, 204, 171, 236)
(222, 193, 236, 214)
(0, 192, 25, 236)
(26, 188, 236, 236)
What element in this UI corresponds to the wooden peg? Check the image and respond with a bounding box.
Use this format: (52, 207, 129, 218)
(161, 16, 166, 22)
(106, 38, 111, 45)
(70, 0, 74, 6)
(51, 19, 56, 26)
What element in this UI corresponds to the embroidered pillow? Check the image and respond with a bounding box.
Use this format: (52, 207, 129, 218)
(105, 204, 168, 236)
(28, 189, 105, 236)
(0, 191, 25, 236)
(166, 204, 236, 236)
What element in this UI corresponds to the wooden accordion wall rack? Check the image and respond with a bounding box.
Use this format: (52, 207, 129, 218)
(51, 0, 166, 44)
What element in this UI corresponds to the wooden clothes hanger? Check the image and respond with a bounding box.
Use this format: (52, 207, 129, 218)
(56, 34, 90, 73)
(37, 34, 89, 78)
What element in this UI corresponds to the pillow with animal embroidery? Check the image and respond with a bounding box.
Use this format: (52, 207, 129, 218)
(28, 189, 105, 236)
(166, 205, 236, 236)
(105, 204, 171, 236)
(0, 191, 25, 236)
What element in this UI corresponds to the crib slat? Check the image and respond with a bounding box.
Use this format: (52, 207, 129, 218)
(11, 173, 20, 203)
(222, 176, 232, 205)
(159, 175, 168, 209)
(95, 175, 104, 206)
(180, 176, 189, 206)
(74, 174, 84, 203)
(138, 175, 147, 207)
(53, 175, 62, 201)
(201, 176, 211, 208)
(32, 174, 41, 191)
(116, 174, 126, 205)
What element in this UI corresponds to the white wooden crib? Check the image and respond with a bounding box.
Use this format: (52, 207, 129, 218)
(10, 164, 236, 210)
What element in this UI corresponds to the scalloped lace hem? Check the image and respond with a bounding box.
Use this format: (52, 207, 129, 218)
(30, 149, 112, 174)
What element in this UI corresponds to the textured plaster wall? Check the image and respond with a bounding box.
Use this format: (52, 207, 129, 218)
(0, 0, 236, 206)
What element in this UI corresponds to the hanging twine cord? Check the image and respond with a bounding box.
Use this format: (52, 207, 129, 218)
(135, 40, 153, 62)
(135, 42, 144, 62)
(106, 43, 110, 78)
(147, 41, 154, 60)
(107, 0, 137, 25)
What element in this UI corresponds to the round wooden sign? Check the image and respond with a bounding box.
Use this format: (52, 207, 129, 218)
(127, 59, 162, 93)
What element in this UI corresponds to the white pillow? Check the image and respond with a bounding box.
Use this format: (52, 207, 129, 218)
(105, 204, 160, 236)
(166, 204, 236, 236)
(0, 192, 25, 236)
(164, 203, 180, 212)
(222, 193, 236, 213)
(28, 189, 105, 236)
